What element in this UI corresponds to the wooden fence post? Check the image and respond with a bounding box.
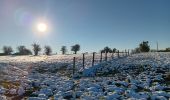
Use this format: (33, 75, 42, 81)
(125, 49, 127, 56)
(82, 53, 85, 69)
(105, 52, 107, 61)
(111, 52, 114, 59)
(128, 49, 129, 56)
(92, 52, 95, 66)
(73, 57, 76, 75)
(100, 52, 102, 62)
(118, 50, 119, 58)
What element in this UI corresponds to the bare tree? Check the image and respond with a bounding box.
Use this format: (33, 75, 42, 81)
(32, 43, 41, 56)
(101, 46, 112, 53)
(139, 41, 150, 52)
(112, 48, 117, 53)
(71, 44, 80, 54)
(3, 46, 13, 55)
(61, 46, 67, 55)
(17, 46, 32, 55)
(44, 46, 52, 55)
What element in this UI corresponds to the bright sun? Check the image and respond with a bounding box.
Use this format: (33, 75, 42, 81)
(37, 23, 47, 32)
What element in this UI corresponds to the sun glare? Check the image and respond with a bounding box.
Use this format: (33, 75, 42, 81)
(37, 23, 47, 32)
(33, 18, 51, 37)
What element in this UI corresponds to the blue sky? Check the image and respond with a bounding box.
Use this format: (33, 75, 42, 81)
(0, 0, 170, 53)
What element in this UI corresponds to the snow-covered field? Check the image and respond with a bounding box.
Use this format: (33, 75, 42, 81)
(0, 52, 170, 100)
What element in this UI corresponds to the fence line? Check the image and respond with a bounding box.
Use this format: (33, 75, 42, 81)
(72, 50, 132, 75)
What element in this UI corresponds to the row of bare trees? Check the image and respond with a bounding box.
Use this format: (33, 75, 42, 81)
(0, 43, 81, 56)
(1, 44, 119, 56)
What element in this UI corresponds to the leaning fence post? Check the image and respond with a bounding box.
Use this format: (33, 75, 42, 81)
(131, 50, 133, 55)
(100, 52, 102, 62)
(124, 50, 125, 56)
(82, 53, 85, 69)
(105, 52, 107, 61)
(73, 57, 76, 75)
(92, 52, 95, 66)
(111, 52, 113, 59)
(118, 50, 119, 58)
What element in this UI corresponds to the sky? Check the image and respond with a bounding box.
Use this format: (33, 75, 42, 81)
(0, 0, 170, 54)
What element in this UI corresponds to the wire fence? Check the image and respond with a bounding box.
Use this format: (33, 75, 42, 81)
(72, 50, 131, 75)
